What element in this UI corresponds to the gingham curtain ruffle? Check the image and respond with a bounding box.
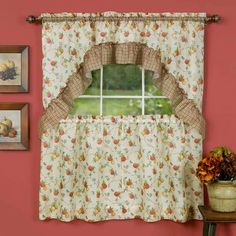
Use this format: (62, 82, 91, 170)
(40, 42, 205, 137)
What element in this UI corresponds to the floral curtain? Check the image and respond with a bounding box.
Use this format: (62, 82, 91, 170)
(40, 12, 205, 222)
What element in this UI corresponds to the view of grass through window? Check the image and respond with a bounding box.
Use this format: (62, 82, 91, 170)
(69, 64, 172, 116)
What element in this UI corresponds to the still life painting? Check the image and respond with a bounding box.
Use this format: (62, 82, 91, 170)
(0, 46, 28, 93)
(0, 103, 29, 150)
(0, 55, 21, 85)
(0, 111, 21, 142)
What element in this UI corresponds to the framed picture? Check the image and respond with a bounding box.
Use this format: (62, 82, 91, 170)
(0, 103, 29, 150)
(0, 46, 29, 93)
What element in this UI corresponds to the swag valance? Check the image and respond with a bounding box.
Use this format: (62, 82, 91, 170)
(39, 12, 206, 222)
(40, 42, 205, 136)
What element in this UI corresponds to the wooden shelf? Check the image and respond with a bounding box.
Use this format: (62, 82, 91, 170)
(199, 205, 236, 223)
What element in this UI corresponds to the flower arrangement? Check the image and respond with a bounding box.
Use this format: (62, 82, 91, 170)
(196, 147, 236, 183)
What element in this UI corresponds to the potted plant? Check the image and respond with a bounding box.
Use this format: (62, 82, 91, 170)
(196, 146, 236, 212)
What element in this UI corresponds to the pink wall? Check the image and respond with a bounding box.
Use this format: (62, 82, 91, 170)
(0, 0, 235, 235)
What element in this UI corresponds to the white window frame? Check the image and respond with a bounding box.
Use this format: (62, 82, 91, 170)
(79, 66, 166, 116)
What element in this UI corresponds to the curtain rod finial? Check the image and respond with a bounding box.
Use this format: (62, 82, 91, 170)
(206, 14, 221, 23)
(26, 15, 41, 24)
(26, 15, 36, 23)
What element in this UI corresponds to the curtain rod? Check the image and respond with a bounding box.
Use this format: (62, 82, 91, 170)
(26, 14, 221, 24)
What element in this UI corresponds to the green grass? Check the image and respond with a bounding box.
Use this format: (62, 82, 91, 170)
(103, 98, 142, 116)
(70, 98, 100, 116)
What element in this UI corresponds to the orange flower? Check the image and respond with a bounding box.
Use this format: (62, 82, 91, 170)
(196, 155, 223, 183)
(114, 192, 120, 197)
(126, 179, 133, 187)
(143, 182, 150, 189)
(133, 163, 139, 168)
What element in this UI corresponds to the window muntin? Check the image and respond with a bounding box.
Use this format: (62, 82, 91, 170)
(70, 64, 172, 116)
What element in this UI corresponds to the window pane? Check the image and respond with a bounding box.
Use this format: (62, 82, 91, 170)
(145, 98, 172, 115)
(103, 64, 142, 96)
(84, 69, 101, 95)
(69, 98, 100, 116)
(103, 98, 142, 116)
(145, 70, 162, 96)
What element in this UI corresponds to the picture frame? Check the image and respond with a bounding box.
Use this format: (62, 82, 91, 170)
(0, 103, 29, 150)
(0, 46, 29, 93)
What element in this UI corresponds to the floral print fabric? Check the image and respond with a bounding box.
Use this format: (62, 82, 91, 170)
(40, 12, 205, 222)
(41, 12, 205, 110)
(40, 115, 203, 222)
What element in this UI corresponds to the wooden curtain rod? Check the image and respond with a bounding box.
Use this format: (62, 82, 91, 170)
(26, 14, 221, 24)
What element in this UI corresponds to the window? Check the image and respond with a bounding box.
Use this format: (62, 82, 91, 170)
(70, 64, 172, 116)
